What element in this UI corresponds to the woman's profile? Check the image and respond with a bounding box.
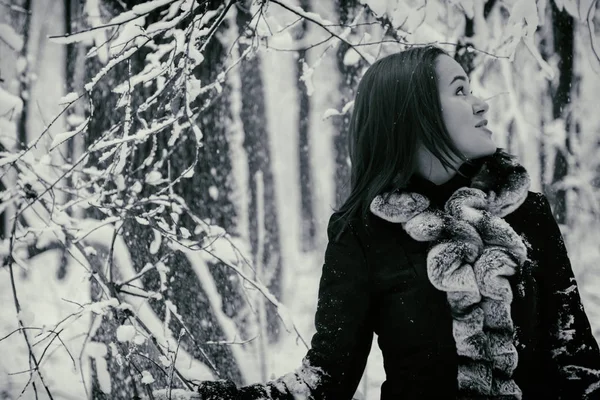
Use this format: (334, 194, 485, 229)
(194, 45, 600, 399)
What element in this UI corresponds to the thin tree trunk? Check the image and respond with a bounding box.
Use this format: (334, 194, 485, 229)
(16, 0, 32, 150)
(235, 0, 283, 343)
(333, 0, 364, 207)
(549, 2, 575, 224)
(296, 0, 316, 251)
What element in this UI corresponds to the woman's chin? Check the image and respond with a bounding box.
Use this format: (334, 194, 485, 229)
(465, 144, 496, 160)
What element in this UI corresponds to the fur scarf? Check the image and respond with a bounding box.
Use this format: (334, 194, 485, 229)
(370, 150, 531, 400)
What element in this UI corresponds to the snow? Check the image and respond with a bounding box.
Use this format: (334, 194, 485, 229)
(300, 60, 315, 96)
(66, 113, 86, 128)
(58, 91, 80, 104)
(150, 229, 162, 254)
(2, 1, 600, 399)
(553, 0, 581, 18)
(90, 116, 177, 151)
(187, 247, 259, 383)
(49, 28, 105, 45)
(141, 370, 155, 384)
(180, 227, 191, 238)
(454, 0, 475, 19)
(343, 48, 362, 66)
(0, 87, 23, 117)
(87, 342, 112, 393)
(0, 248, 92, 398)
(208, 185, 219, 200)
(116, 324, 137, 342)
(110, 16, 147, 56)
(87, 298, 120, 314)
(0, 23, 23, 51)
(134, 334, 146, 345)
(159, 355, 171, 367)
(85, 47, 139, 92)
(50, 116, 89, 150)
(0, 150, 24, 167)
(361, 0, 388, 16)
(272, 0, 334, 26)
(152, 389, 201, 399)
(110, 0, 177, 25)
(322, 101, 354, 120)
(145, 170, 163, 185)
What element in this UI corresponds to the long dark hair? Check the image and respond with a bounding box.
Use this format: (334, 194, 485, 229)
(335, 45, 468, 233)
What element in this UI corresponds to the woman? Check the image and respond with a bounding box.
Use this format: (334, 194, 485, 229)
(196, 45, 600, 399)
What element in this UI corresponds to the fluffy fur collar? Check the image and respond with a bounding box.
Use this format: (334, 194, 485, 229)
(370, 150, 531, 399)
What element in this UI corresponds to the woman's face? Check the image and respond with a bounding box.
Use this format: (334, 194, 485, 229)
(435, 55, 496, 160)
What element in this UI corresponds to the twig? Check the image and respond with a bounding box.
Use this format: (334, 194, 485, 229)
(117, 262, 158, 287)
(167, 329, 185, 400)
(132, 352, 170, 378)
(23, 197, 198, 391)
(205, 335, 258, 345)
(106, 220, 122, 282)
(0, 0, 29, 13)
(587, 0, 600, 64)
(0, 327, 42, 342)
(47, 0, 180, 43)
(7, 204, 55, 399)
(268, 0, 371, 64)
(0, 96, 85, 183)
(201, 247, 309, 350)
(198, 0, 236, 54)
(33, 328, 76, 370)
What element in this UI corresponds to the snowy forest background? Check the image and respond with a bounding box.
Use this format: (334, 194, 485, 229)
(0, 0, 599, 399)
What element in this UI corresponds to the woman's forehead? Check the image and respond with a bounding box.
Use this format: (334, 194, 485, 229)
(435, 55, 468, 85)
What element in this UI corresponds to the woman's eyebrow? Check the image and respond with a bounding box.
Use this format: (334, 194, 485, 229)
(450, 76, 467, 85)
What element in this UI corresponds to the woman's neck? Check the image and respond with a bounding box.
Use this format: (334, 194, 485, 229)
(415, 150, 462, 185)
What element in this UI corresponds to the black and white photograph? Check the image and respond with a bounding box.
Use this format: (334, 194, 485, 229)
(1, 0, 600, 399)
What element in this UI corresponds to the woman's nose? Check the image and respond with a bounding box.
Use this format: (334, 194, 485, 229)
(473, 97, 489, 115)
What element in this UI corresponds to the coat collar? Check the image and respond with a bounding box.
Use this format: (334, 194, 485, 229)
(406, 156, 485, 208)
(371, 149, 531, 222)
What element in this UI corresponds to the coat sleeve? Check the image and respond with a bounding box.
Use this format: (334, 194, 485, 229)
(233, 216, 373, 400)
(535, 193, 600, 399)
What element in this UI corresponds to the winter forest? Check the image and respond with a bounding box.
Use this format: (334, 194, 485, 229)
(0, 0, 599, 399)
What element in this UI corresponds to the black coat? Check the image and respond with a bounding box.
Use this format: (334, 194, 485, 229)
(199, 170, 600, 400)
(298, 174, 600, 400)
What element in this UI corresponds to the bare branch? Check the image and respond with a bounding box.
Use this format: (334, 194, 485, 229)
(587, 0, 600, 64)
(7, 204, 55, 399)
(167, 329, 185, 400)
(268, 0, 372, 64)
(0, 327, 42, 343)
(47, 0, 181, 44)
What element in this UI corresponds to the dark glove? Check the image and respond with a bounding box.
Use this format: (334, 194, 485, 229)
(197, 379, 238, 400)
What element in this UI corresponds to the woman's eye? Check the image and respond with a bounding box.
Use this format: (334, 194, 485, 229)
(455, 87, 473, 96)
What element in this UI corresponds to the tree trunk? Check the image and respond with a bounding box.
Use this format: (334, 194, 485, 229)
(16, 0, 31, 150)
(541, 2, 575, 224)
(296, 0, 316, 251)
(333, 0, 364, 207)
(78, 2, 249, 396)
(235, 1, 283, 344)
